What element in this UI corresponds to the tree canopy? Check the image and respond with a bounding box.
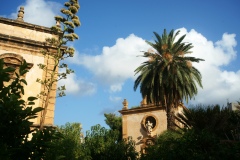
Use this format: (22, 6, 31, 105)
(134, 29, 204, 129)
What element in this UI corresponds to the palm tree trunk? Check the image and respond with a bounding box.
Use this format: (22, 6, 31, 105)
(166, 103, 175, 130)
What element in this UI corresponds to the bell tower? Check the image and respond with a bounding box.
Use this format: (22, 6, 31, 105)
(119, 98, 184, 153)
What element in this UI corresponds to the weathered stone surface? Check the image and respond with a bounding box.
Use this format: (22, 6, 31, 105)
(119, 101, 184, 153)
(0, 16, 57, 126)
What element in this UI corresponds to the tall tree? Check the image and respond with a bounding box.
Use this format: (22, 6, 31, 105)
(37, 0, 81, 130)
(175, 105, 240, 140)
(134, 29, 204, 130)
(81, 124, 138, 160)
(141, 105, 240, 160)
(45, 122, 83, 160)
(104, 113, 122, 141)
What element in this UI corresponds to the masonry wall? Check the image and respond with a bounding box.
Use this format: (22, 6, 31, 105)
(123, 109, 167, 152)
(0, 17, 57, 126)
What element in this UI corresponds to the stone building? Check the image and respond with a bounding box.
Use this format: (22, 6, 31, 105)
(119, 98, 184, 153)
(0, 7, 58, 127)
(228, 102, 240, 111)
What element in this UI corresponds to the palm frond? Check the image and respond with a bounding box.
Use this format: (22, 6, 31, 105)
(134, 29, 204, 129)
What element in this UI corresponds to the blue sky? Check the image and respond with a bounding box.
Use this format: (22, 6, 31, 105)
(1, 0, 240, 133)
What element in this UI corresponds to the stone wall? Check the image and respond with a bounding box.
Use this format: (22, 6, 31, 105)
(120, 99, 184, 153)
(0, 17, 57, 126)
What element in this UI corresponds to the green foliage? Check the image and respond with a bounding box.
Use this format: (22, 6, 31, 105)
(0, 59, 38, 159)
(0, 59, 58, 159)
(80, 124, 138, 160)
(142, 130, 240, 160)
(175, 105, 240, 140)
(44, 123, 138, 160)
(104, 113, 122, 141)
(37, 0, 81, 129)
(134, 29, 204, 105)
(134, 29, 204, 129)
(41, 114, 137, 160)
(141, 105, 240, 160)
(27, 127, 61, 160)
(45, 122, 83, 160)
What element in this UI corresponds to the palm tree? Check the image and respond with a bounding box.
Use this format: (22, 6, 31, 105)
(134, 29, 204, 130)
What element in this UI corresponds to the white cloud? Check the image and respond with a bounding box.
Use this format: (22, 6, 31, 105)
(109, 96, 122, 102)
(177, 28, 239, 106)
(57, 71, 97, 96)
(110, 84, 123, 92)
(10, 0, 61, 27)
(67, 28, 239, 106)
(8, 0, 97, 96)
(71, 34, 150, 92)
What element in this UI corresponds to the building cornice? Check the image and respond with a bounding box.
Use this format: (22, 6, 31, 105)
(119, 105, 164, 115)
(0, 33, 65, 53)
(0, 33, 45, 48)
(0, 17, 53, 34)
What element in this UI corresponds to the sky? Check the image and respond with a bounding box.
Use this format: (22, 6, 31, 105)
(1, 0, 240, 133)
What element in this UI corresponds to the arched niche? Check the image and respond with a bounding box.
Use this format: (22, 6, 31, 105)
(0, 53, 33, 69)
(0, 53, 33, 78)
(141, 114, 159, 133)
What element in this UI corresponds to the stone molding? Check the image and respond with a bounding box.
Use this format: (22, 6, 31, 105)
(0, 17, 53, 34)
(0, 53, 33, 69)
(119, 105, 164, 115)
(0, 33, 55, 51)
